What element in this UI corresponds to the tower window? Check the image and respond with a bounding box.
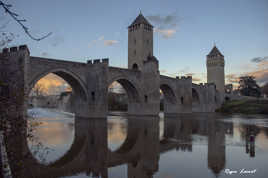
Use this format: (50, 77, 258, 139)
(134, 39, 136, 44)
(132, 63, 138, 70)
(144, 95, 148, 103)
(134, 50, 136, 55)
(91, 92, 95, 101)
(181, 97, 184, 104)
(147, 39, 149, 44)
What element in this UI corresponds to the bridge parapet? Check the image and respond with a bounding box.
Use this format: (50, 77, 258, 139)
(0, 45, 30, 59)
(1, 45, 29, 55)
(87, 58, 109, 65)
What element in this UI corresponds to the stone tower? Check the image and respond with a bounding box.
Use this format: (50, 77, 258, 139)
(206, 45, 225, 93)
(128, 12, 153, 71)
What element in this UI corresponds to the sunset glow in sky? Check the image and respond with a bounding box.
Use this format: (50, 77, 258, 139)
(1, 0, 268, 91)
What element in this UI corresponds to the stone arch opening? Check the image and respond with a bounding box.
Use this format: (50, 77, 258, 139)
(26, 70, 88, 165)
(132, 63, 139, 70)
(160, 84, 177, 112)
(111, 117, 140, 155)
(28, 70, 88, 115)
(29, 69, 88, 102)
(108, 78, 141, 112)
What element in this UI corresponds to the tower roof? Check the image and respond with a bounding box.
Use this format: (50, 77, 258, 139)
(208, 46, 224, 57)
(129, 12, 153, 28)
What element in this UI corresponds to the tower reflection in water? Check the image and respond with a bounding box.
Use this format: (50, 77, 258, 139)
(6, 114, 264, 178)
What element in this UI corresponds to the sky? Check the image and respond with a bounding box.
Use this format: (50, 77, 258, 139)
(1, 0, 268, 92)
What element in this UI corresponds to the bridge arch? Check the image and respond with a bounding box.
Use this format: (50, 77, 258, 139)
(160, 84, 177, 104)
(28, 68, 88, 101)
(159, 83, 179, 114)
(108, 76, 142, 104)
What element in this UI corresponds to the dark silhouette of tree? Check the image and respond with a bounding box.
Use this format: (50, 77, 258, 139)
(238, 76, 261, 97)
(0, 0, 52, 47)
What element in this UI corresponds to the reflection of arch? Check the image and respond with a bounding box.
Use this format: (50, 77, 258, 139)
(160, 84, 177, 104)
(28, 68, 88, 101)
(14, 120, 87, 178)
(114, 129, 139, 154)
(192, 88, 200, 105)
(48, 135, 86, 168)
(132, 63, 138, 70)
(108, 78, 141, 103)
(112, 118, 140, 155)
(18, 117, 100, 177)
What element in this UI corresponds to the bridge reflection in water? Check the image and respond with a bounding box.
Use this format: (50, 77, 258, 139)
(5, 113, 267, 178)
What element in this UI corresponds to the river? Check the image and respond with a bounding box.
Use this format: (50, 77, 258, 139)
(25, 108, 268, 178)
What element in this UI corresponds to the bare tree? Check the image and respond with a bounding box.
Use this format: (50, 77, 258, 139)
(0, 0, 52, 47)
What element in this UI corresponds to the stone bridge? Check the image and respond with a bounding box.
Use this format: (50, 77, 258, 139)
(0, 46, 223, 118)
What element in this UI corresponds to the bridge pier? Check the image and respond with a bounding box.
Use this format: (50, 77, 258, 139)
(138, 59, 160, 116)
(86, 60, 109, 118)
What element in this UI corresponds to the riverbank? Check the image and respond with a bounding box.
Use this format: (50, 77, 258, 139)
(216, 99, 268, 115)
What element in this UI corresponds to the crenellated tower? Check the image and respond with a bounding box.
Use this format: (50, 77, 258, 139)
(206, 45, 225, 93)
(128, 12, 154, 71)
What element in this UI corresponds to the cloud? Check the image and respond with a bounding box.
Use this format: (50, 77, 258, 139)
(147, 14, 179, 28)
(192, 77, 201, 82)
(247, 69, 268, 86)
(226, 60, 268, 86)
(98, 36, 104, 41)
(185, 73, 194, 76)
(160, 69, 167, 73)
(225, 74, 240, 84)
(33, 74, 71, 95)
(89, 36, 119, 48)
(88, 40, 97, 48)
(41, 52, 49, 57)
(251, 56, 268, 63)
(178, 66, 190, 74)
(160, 67, 191, 78)
(159, 69, 177, 77)
(104, 40, 119, 46)
(147, 14, 180, 39)
(109, 81, 125, 93)
(185, 73, 201, 82)
(51, 35, 64, 47)
(247, 60, 268, 85)
(154, 28, 176, 39)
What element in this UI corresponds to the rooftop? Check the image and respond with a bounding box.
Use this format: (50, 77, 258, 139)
(129, 12, 153, 28)
(207, 46, 224, 57)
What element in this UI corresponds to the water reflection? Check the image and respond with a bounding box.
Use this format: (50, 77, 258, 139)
(5, 112, 268, 178)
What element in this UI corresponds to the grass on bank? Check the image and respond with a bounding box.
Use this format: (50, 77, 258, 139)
(216, 99, 268, 115)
